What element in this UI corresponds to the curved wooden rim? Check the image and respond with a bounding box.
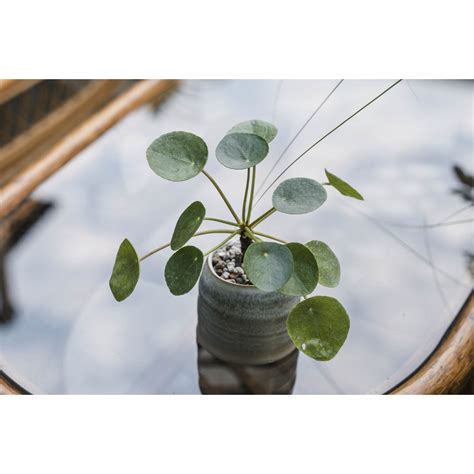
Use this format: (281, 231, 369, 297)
(0, 80, 39, 106)
(0, 80, 122, 176)
(0, 79, 177, 219)
(0, 370, 30, 395)
(387, 291, 474, 394)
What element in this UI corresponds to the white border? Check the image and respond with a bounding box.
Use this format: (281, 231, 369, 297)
(1, 396, 472, 473)
(1, 1, 473, 78)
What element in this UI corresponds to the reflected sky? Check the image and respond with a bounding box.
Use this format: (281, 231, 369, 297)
(0, 79, 472, 394)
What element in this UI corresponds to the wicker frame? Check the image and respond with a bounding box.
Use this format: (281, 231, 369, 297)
(0, 79, 177, 218)
(387, 291, 473, 394)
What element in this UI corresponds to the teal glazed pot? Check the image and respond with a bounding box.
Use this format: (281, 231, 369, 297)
(197, 255, 300, 365)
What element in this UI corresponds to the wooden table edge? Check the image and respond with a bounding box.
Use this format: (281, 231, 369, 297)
(387, 291, 474, 394)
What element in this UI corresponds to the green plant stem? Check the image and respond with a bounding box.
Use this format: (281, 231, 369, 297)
(256, 79, 344, 197)
(254, 79, 403, 205)
(201, 170, 241, 224)
(253, 231, 288, 244)
(249, 207, 276, 228)
(241, 168, 251, 223)
(243, 226, 261, 242)
(245, 166, 256, 224)
(139, 229, 234, 261)
(139, 242, 171, 261)
(204, 217, 240, 227)
(204, 230, 240, 256)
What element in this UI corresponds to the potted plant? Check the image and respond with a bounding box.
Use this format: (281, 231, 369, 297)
(109, 119, 364, 365)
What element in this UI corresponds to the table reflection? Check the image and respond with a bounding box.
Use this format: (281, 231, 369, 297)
(197, 339, 299, 395)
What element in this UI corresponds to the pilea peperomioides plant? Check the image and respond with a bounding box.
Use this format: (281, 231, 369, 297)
(109, 119, 364, 362)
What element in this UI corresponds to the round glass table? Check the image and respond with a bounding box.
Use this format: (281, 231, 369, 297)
(0, 79, 472, 393)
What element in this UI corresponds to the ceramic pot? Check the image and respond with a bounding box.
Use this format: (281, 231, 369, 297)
(197, 255, 300, 365)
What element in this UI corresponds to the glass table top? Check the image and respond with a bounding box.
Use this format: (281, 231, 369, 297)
(0, 79, 472, 394)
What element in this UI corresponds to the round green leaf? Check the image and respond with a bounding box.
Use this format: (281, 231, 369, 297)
(325, 169, 364, 200)
(109, 239, 140, 302)
(146, 131, 208, 181)
(170, 201, 206, 251)
(216, 132, 269, 170)
(287, 296, 350, 361)
(272, 177, 327, 214)
(305, 240, 340, 288)
(165, 246, 204, 295)
(243, 242, 293, 291)
(279, 243, 319, 296)
(228, 119, 278, 143)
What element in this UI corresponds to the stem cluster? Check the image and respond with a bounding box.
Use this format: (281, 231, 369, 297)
(140, 167, 283, 262)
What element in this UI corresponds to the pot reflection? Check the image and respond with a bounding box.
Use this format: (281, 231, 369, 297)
(197, 340, 299, 395)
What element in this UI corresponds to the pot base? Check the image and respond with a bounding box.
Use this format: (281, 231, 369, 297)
(196, 323, 296, 365)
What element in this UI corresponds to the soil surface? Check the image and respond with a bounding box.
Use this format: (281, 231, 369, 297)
(211, 239, 252, 285)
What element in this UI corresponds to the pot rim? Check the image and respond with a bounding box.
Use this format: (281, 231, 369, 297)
(206, 252, 256, 290)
